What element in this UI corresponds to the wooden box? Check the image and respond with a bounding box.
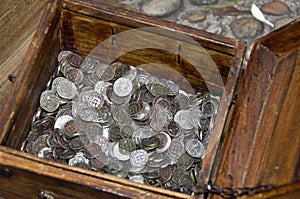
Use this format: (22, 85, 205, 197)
(0, 0, 298, 198)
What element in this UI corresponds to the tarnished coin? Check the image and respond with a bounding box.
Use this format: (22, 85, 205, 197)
(167, 121, 181, 137)
(120, 125, 134, 138)
(69, 136, 86, 151)
(201, 99, 218, 117)
(149, 83, 165, 96)
(32, 116, 55, 134)
(58, 50, 73, 62)
(32, 134, 48, 156)
(83, 143, 102, 158)
(155, 132, 171, 153)
(89, 158, 105, 170)
(128, 101, 143, 116)
(142, 136, 160, 151)
(130, 149, 148, 168)
(113, 77, 133, 97)
(66, 68, 83, 84)
(177, 153, 194, 170)
(168, 138, 184, 159)
(171, 168, 188, 185)
(63, 120, 79, 138)
(56, 80, 77, 100)
(66, 53, 83, 68)
(179, 173, 194, 188)
(108, 125, 122, 142)
(185, 139, 205, 158)
(59, 149, 76, 159)
(159, 165, 173, 183)
(139, 85, 154, 103)
(54, 115, 73, 129)
(119, 138, 136, 154)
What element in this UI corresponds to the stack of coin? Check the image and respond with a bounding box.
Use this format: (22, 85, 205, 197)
(24, 50, 219, 195)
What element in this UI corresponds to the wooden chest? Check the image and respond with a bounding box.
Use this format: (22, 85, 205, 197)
(0, 0, 299, 198)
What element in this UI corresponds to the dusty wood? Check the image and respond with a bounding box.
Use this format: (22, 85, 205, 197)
(211, 18, 300, 198)
(0, 0, 245, 198)
(0, 0, 47, 63)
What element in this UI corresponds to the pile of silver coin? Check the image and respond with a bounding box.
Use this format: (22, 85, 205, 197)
(24, 50, 219, 194)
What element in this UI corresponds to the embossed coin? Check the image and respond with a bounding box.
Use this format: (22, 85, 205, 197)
(69, 136, 85, 151)
(171, 168, 188, 185)
(58, 50, 73, 62)
(185, 139, 205, 158)
(83, 143, 102, 158)
(159, 165, 173, 183)
(66, 68, 83, 84)
(130, 149, 148, 168)
(168, 138, 184, 159)
(63, 120, 79, 138)
(87, 92, 104, 109)
(56, 80, 77, 100)
(120, 125, 134, 138)
(113, 77, 133, 97)
(155, 132, 171, 153)
(66, 53, 83, 68)
(40, 91, 60, 112)
(128, 101, 143, 116)
(177, 153, 194, 170)
(119, 138, 136, 154)
(85, 123, 103, 139)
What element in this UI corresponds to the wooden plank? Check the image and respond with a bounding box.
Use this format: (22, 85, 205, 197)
(0, 0, 47, 62)
(210, 18, 300, 198)
(0, 32, 35, 112)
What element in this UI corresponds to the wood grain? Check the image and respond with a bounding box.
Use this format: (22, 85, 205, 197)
(0, 0, 47, 114)
(211, 18, 300, 199)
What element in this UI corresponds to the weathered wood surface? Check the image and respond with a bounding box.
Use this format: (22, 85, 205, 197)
(0, 0, 47, 112)
(211, 18, 300, 198)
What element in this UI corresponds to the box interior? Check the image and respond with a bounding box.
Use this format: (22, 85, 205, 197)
(0, 0, 244, 197)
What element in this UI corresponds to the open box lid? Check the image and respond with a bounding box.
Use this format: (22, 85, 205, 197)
(211, 17, 300, 196)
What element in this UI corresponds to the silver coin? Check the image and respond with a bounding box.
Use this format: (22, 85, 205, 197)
(185, 139, 205, 158)
(85, 123, 103, 140)
(130, 149, 148, 168)
(78, 108, 99, 122)
(155, 132, 171, 153)
(113, 78, 133, 97)
(40, 92, 60, 112)
(54, 115, 73, 129)
(56, 80, 77, 100)
(167, 138, 184, 159)
(112, 142, 130, 161)
(129, 174, 145, 184)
